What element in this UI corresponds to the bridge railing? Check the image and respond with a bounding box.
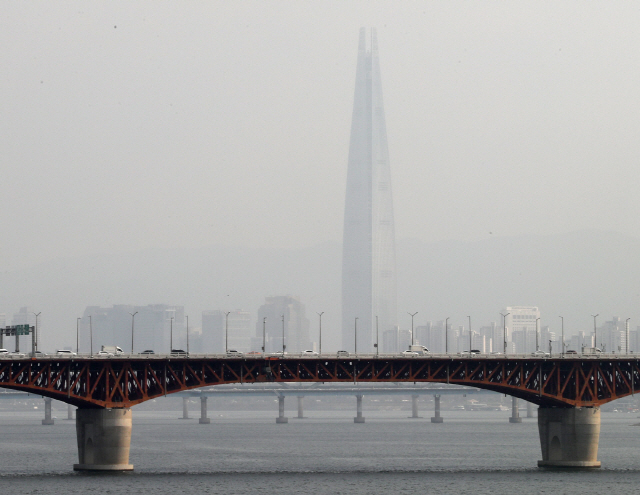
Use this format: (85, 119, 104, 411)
(0, 351, 634, 360)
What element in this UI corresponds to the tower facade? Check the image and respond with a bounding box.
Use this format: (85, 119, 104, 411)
(341, 28, 397, 352)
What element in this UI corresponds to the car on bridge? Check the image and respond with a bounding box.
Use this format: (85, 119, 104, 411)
(139, 350, 155, 355)
(336, 350, 349, 357)
(171, 349, 187, 357)
(226, 350, 243, 357)
(56, 350, 77, 357)
(302, 350, 318, 356)
(532, 350, 550, 357)
(96, 350, 114, 357)
(402, 350, 419, 357)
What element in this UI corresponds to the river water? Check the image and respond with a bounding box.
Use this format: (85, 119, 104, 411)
(0, 407, 639, 494)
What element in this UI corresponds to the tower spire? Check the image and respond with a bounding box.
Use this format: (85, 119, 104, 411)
(341, 28, 397, 353)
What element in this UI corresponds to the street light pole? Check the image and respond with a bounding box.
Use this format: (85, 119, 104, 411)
(445, 317, 450, 354)
(225, 312, 230, 353)
(467, 315, 472, 352)
(77, 317, 81, 354)
(536, 317, 540, 352)
(354, 317, 358, 354)
(281, 314, 286, 354)
(89, 315, 93, 357)
(500, 313, 510, 354)
(317, 312, 324, 355)
(186, 315, 189, 356)
(129, 311, 138, 354)
(626, 318, 631, 354)
(559, 316, 564, 357)
(375, 315, 379, 356)
(592, 314, 599, 350)
(32, 312, 41, 352)
(408, 312, 418, 347)
(170, 316, 174, 352)
(262, 317, 266, 353)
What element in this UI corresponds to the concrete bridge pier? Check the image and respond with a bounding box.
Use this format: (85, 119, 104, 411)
(74, 408, 134, 471)
(431, 394, 443, 423)
(408, 394, 421, 418)
(296, 396, 306, 419)
(199, 396, 210, 424)
(509, 397, 522, 423)
(538, 407, 601, 468)
(354, 394, 365, 423)
(276, 395, 288, 423)
(42, 397, 54, 425)
(66, 403, 74, 420)
(180, 397, 190, 419)
(527, 401, 534, 418)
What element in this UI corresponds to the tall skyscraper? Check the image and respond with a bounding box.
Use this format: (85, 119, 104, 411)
(341, 28, 397, 352)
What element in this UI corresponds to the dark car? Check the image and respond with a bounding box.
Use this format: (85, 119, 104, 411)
(139, 350, 155, 355)
(170, 349, 187, 357)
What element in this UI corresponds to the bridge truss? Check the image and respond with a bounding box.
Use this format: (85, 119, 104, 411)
(0, 356, 636, 408)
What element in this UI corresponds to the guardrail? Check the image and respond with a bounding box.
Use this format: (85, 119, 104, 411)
(0, 351, 634, 360)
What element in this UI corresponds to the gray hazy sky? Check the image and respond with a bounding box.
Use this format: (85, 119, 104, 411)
(3, 2, 640, 271)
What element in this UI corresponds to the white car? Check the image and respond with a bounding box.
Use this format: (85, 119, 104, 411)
(302, 350, 318, 356)
(336, 350, 350, 357)
(96, 350, 114, 357)
(402, 350, 419, 357)
(532, 350, 550, 357)
(9, 352, 25, 358)
(226, 350, 243, 357)
(56, 349, 77, 357)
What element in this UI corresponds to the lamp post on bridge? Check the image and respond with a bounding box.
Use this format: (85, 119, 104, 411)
(559, 316, 564, 357)
(354, 317, 358, 354)
(626, 318, 631, 354)
(445, 317, 450, 354)
(500, 313, 510, 354)
(467, 315, 472, 353)
(77, 317, 81, 354)
(375, 315, 379, 356)
(536, 317, 540, 352)
(170, 316, 174, 352)
(591, 314, 599, 350)
(281, 314, 286, 355)
(317, 312, 324, 355)
(89, 315, 93, 357)
(129, 311, 138, 354)
(32, 312, 41, 352)
(225, 311, 230, 353)
(408, 312, 418, 348)
(262, 317, 266, 353)
(186, 315, 189, 356)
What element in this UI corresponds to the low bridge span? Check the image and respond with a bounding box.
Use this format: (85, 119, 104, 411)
(0, 355, 634, 409)
(0, 354, 630, 470)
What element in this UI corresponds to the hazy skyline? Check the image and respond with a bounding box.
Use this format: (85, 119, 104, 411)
(3, 4, 640, 350)
(3, 3, 640, 272)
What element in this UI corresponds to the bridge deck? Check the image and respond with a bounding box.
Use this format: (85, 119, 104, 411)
(0, 355, 635, 408)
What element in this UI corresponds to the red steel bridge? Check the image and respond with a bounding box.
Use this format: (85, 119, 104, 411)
(0, 354, 629, 470)
(0, 354, 636, 409)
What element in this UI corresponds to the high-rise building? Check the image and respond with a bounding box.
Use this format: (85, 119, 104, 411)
(504, 306, 540, 352)
(254, 296, 310, 354)
(80, 304, 184, 354)
(202, 310, 251, 353)
(341, 27, 397, 353)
